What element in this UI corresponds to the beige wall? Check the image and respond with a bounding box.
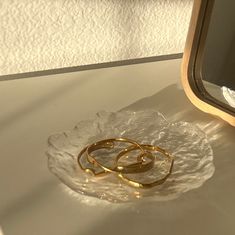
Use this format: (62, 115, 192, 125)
(0, 0, 193, 75)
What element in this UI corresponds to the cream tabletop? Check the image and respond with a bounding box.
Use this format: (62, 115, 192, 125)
(0, 58, 234, 235)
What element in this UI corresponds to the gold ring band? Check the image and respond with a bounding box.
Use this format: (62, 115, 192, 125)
(86, 138, 153, 174)
(118, 145, 174, 188)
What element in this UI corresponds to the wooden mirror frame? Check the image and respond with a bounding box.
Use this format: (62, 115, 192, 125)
(181, 0, 235, 126)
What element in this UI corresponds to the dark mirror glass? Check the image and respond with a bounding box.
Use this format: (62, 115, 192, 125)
(199, 0, 235, 109)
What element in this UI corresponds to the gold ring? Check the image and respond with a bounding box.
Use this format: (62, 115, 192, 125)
(118, 144, 174, 188)
(86, 138, 154, 174)
(77, 141, 112, 176)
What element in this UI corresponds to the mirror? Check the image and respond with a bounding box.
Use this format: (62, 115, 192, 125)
(200, 0, 235, 109)
(182, 0, 235, 126)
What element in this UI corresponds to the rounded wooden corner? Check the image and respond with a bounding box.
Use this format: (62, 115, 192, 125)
(181, 0, 235, 127)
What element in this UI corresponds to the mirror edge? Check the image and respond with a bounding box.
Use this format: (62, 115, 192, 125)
(181, 0, 235, 126)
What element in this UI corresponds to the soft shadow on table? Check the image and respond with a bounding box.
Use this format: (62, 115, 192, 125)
(74, 84, 235, 235)
(121, 84, 234, 150)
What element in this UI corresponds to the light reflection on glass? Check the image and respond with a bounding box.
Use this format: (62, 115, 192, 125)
(61, 184, 110, 206)
(222, 86, 235, 108)
(134, 191, 141, 199)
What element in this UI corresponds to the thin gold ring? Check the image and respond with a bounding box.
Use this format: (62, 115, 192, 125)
(86, 138, 154, 174)
(77, 141, 112, 176)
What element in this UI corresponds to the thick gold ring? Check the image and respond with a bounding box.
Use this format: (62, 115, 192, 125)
(118, 144, 174, 188)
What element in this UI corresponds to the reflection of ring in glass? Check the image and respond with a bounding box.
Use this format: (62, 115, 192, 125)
(86, 138, 154, 174)
(118, 145, 174, 188)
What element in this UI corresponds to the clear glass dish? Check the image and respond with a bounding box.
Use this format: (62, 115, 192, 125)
(47, 110, 214, 203)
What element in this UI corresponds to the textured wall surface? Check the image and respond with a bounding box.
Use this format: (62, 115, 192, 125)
(0, 0, 193, 75)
